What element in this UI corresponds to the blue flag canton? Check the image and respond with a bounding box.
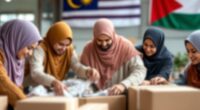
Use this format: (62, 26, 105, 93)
(63, 0, 98, 11)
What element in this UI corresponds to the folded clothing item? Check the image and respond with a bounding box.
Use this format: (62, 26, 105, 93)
(28, 79, 108, 97)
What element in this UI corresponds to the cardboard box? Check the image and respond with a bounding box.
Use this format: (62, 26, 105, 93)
(0, 96, 8, 110)
(78, 103, 108, 110)
(128, 86, 139, 110)
(79, 95, 126, 110)
(15, 95, 126, 110)
(15, 97, 78, 110)
(128, 86, 155, 110)
(140, 86, 200, 110)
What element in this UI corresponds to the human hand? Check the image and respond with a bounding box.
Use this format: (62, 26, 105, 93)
(51, 80, 67, 96)
(150, 76, 168, 85)
(108, 84, 126, 95)
(86, 68, 100, 82)
(140, 80, 151, 85)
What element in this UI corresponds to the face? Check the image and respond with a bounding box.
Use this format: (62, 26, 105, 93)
(53, 38, 71, 55)
(143, 38, 157, 57)
(186, 42, 200, 65)
(96, 34, 112, 51)
(17, 42, 38, 59)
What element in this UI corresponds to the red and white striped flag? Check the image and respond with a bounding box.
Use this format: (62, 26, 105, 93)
(62, 0, 141, 28)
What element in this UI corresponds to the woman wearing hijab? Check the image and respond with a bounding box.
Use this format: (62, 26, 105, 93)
(81, 18, 146, 95)
(175, 30, 200, 88)
(30, 21, 99, 96)
(0, 19, 41, 106)
(136, 27, 173, 85)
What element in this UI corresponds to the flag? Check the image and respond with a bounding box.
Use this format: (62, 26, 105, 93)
(150, 0, 200, 30)
(62, 0, 141, 28)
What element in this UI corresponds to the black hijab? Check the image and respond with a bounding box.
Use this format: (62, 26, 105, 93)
(136, 27, 173, 80)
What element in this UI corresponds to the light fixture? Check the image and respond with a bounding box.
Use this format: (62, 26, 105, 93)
(5, 0, 12, 3)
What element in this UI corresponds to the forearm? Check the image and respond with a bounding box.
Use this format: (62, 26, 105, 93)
(31, 69, 55, 87)
(157, 72, 170, 80)
(30, 47, 55, 87)
(121, 66, 146, 87)
(121, 56, 146, 88)
(70, 51, 88, 78)
(157, 66, 173, 80)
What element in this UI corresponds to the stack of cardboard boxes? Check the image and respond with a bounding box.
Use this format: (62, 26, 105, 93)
(14, 85, 200, 110)
(15, 95, 126, 110)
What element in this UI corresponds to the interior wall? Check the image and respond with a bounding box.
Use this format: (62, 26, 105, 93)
(0, 0, 195, 56)
(0, 0, 39, 25)
(70, 0, 193, 55)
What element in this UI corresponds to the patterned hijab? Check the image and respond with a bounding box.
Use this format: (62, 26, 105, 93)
(136, 27, 173, 80)
(81, 18, 139, 89)
(185, 30, 200, 88)
(40, 21, 73, 80)
(0, 19, 41, 86)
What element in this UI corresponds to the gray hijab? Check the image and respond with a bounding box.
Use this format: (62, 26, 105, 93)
(0, 19, 41, 86)
(186, 30, 200, 52)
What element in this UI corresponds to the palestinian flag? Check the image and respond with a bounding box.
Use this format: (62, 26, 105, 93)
(150, 0, 200, 30)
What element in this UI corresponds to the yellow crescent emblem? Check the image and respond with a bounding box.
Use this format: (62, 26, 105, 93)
(67, 0, 81, 9)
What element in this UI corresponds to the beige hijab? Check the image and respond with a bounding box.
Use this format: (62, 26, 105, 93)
(81, 18, 139, 89)
(40, 21, 73, 80)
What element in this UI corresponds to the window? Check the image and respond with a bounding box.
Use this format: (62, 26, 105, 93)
(0, 13, 35, 25)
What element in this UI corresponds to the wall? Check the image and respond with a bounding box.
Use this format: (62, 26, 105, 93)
(0, 0, 39, 25)
(71, 0, 194, 55)
(0, 0, 195, 56)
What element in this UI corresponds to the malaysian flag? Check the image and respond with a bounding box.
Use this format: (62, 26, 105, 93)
(62, 0, 141, 28)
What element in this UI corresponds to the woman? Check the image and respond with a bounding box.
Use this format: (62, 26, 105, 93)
(176, 30, 200, 88)
(136, 27, 173, 85)
(30, 21, 99, 96)
(81, 18, 146, 95)
(0, 19, 41, 106)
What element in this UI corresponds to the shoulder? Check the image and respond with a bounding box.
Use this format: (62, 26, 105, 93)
(162, 47, 173, 59)
(39, 40, 48, 52)
(126, 55, 144, 65)
(135, 45, 143, 52)
(82, 41, 93, 53)
(32, 46, 45, 59)
(71, 50, 78, 58)
(34, 46, 45, 53)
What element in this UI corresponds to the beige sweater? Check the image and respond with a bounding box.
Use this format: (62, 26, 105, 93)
(103, 55, 146, 89)
(29, 47, 89, 87)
